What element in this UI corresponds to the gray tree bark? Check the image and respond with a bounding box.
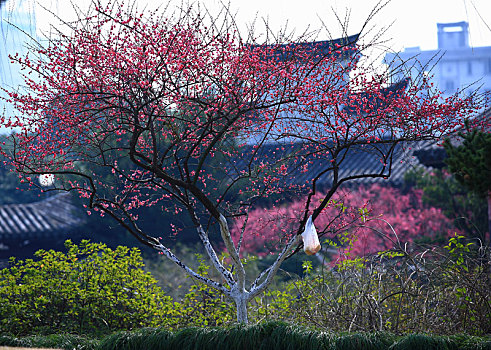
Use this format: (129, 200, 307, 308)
(157, 212, 304, 323)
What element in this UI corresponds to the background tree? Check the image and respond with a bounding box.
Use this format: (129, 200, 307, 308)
(0, 0, 479, 323)
(444, 128, 491, 244)
(404, 167, 488, 244)
(232, 184, 457, 258)
(0, 136, 44, 204)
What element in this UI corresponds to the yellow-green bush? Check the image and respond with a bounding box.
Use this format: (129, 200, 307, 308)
(0, 240, 178, 335)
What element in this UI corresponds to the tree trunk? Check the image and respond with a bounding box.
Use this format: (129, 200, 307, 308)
(234, 294, 249, 324)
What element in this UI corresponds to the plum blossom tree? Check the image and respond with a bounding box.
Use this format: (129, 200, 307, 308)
(0, 0, 480, 323)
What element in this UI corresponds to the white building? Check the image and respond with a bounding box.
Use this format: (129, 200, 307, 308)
(384, 21, 491, 100)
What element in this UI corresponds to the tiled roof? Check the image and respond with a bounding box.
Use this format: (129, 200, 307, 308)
(343, 78, 411, 115)
(414, 107, 491, 168)
(231, 140, 430, 190)
(0, 192, 85, 240)
(474, 107, 491, 132)
(0, 143, 449, 241)
(273, 34, 359, 55)
(252, 34, 359, 62)
(297, 143, 423, 187)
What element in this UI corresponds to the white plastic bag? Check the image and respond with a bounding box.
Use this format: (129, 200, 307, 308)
(301, 215, 321, 255)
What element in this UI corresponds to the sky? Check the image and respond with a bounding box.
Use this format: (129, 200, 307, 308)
(1, 0, 491, 117)
(2, 0, 491, 71)
(28, 0, 491, 51)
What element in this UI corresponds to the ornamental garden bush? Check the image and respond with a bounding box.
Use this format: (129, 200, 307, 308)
(1, 236, 489, 337)
(0, 240, 178, 336)
(249, 235, 491, 335)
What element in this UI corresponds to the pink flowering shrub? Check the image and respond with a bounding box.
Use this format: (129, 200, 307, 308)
(231, 184, 456, 257)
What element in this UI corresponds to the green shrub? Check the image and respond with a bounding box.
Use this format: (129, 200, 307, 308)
(3, 322, 491, 350)
(388, 334, 455, 350)
(0, 333, 98, 349)
(98, 321, 333, 350)
(174, 254, 235, 328)
(256, 321, 330, 350)
(98, 328, 171, 350)
(90, 323, 491, 350)
(0, 240, 177, 336)
(249, 236, 491, 335)
(334, 333, 394, 350)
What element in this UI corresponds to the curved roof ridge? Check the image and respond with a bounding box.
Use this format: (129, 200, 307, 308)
(0, 192, 85, 239)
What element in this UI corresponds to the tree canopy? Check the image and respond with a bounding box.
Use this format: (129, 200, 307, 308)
(444, 125, 491, 243)
(445, 128, 491, 198)
(0, 0, 481, 322)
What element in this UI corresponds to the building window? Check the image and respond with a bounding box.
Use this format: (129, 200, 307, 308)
(467, 62, 472, 75)
(487, 59, 491, 74)
(445, 80, 455, 92)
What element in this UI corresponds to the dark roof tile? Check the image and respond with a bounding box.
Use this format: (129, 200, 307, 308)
(0, 193, 85, 240)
